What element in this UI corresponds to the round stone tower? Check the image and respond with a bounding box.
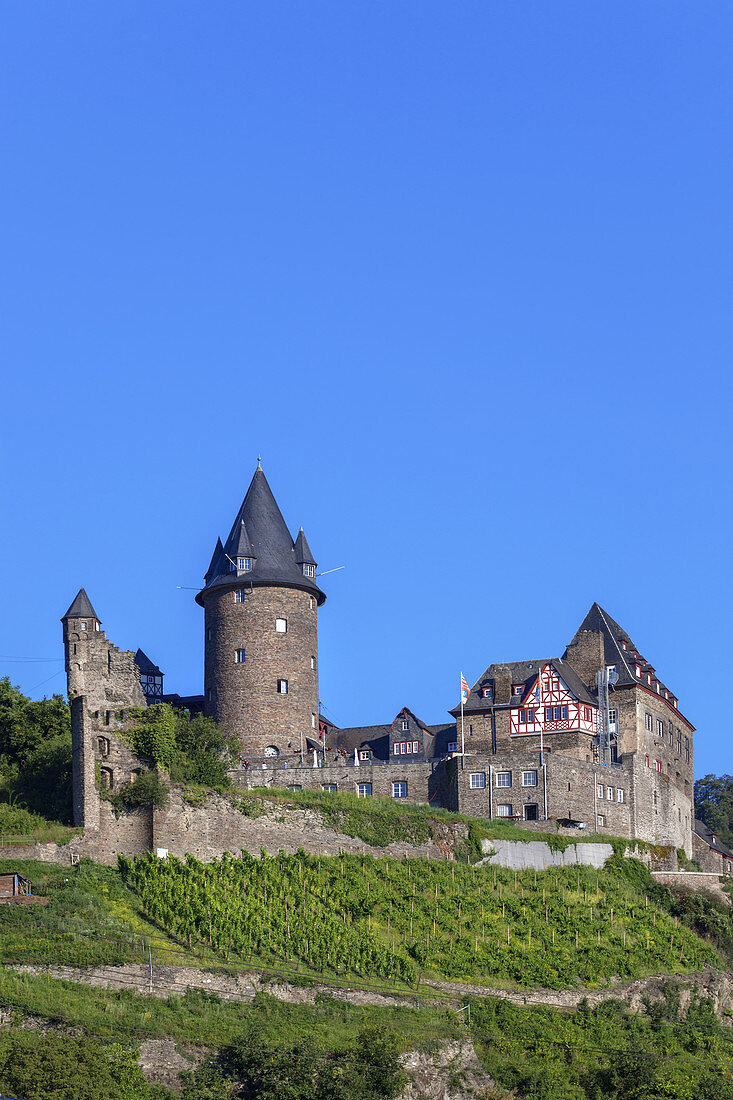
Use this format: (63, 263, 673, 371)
(196, 465, 326, 759)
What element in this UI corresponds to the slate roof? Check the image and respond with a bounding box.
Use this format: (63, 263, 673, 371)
(568, 603, 638, 686)
(693, 818, 733, 860)
(134, 649, 162, 676)
(196, 467, 326, 606)
(455, 657, 596, 716)
(333, 715, 457, 762)
(61, 588, 100, 622)
(294, 528, 316, 566)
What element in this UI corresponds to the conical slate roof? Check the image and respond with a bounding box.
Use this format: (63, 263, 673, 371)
(197, 467, 326, 605)
(226, 518, 256, 562)
(293, 527, 316, 566)
(204, 538, 225, 582)
(61, 587, 100, 622)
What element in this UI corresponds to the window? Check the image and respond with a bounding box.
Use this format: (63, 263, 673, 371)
(311, 714, 316, 728)
(470, 772, 486, 789)
(617, 789, 624, 803)
(97, 737, 110, 756)
(401, 719, 409, 731)
(675, 772, 680, 787)
(277, 678, 288, 694)
(288, 784, 303, 791)
(522, 771, 538, 787)
(655, 759, 662, 772)
(519, 708, 526, 722)
(524, 804, 538, 821)
(527, 708, 533, 722)
(668, 721, 674, 746)
(496, 771, 512, 788)
(645, 754, 650, 767)
(545, 707, 552, 721)
(238, 557, 252, 571)
(482, 687, 492, 698)
(412, 740, 419, 752)
(235, 649, 246, 663)
(598, 813, 606, 827)
(496, 803, 513, 818)
(207, 628, 213, 641)
(656, 719, 664, 737)
(392, 781, 408, 798)
(645, 713, 653, 731)
(81, 621, 87, 631)
(393, 741, 418, 755)
(359, 749, 371, 760)
(512, 685, 522, 695)
(264, 745, 279, 757)
(609, 708, 617, 726)
(357, 783, 372, 798)
(311, 656, 316, 669)
(584, 707, 592, 722)
(275, 618, 287, 633)
(647, 673, 652, 685)
(606, 786, 613, 801)
(621, 640, 628, 651)
(302, 563, 316, 578)
(685, 737, 690, 764)
(99, 767, 113, 789)
(635, 665, 641, 678)
(104, 711, 111, 726)
(684, 780, 688, 795)
(447, 741, 458, 752)
(676, 730, 682, 754)
(322, 783, 337, 792)
(597, 784, 604, 799)
(309, 598, 314, 609)
(235, 590, 246, 603)
(561, 705, 567, 720)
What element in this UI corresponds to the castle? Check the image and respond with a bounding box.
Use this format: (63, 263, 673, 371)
(62, 465, 696, 859)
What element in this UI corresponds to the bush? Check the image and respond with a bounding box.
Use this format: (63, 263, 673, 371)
(107, 770, 169, 812)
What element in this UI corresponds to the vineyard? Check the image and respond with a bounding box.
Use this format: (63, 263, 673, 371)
(119, 850, 721, 989)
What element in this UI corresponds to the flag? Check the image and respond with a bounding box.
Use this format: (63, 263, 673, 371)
(460, 674, 470, 703)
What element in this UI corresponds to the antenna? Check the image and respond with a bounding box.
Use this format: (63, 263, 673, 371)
(316, 566, 345, 577)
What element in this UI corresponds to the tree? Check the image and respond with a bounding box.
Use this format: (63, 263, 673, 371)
(694, 774, 733, 849)
(0, 677, 72, 822)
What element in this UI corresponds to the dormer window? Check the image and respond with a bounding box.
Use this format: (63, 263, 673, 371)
(302, 563, 315, 578)
(635, 665, 641, 678)
(621, 640, 627, 651)
(482, 688, 492, 698)
(81, 622, 87, 631)
(401, 719, 409, 731)
(238, 557, 252, 572)
(512, 685, 522, 696)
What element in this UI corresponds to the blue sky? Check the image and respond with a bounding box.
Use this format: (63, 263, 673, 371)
(1, 3, 730, 777)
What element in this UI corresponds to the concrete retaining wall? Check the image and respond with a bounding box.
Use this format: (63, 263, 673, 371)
(480, 838, 615, 870)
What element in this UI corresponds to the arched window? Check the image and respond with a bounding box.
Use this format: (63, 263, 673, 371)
(99, 767, 113, 790)
(97, 737, 110, 756)
(264, 745, 280, 758)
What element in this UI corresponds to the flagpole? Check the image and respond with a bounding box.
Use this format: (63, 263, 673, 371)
(460, 672, 465, 770)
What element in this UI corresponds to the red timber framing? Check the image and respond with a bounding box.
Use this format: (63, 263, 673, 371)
(510, 663, 596, 739)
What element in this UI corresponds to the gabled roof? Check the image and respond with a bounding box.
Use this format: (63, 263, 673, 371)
(455, 657, 596, 715)
(568, 603, 637, 686)
(196, 467, 326, 606)
(61, 588, 100, 622)
(293, 528, 316, 566)
(134, 649, 163, 676)
(694, 818, 733, 859)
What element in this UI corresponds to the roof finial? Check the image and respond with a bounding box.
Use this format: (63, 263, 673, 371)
(257, 455, 262, 470)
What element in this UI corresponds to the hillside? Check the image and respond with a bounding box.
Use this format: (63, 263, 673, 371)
(0, 835, 732, 1097)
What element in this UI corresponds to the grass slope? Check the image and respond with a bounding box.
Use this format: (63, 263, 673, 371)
(121, 850, 722, 989)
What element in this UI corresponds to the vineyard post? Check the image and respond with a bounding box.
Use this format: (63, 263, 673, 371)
(148, 943, 153, 996)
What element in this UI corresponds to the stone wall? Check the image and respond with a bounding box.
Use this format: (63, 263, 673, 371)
(232, 759, 448, 805)
(202, 584, 318, 757)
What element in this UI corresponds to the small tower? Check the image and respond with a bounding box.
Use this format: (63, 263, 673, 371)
(196, 466, 326, 758)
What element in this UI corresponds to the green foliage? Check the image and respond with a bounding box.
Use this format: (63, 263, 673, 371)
(0, 677, 73, 822)
(185, 1021, 406, 1100)
(695, 773, 733, 850)
(122, 850, 721, 989)
(0, 1031, 169, 1100)
(471, 991, 733, 1100)
(124, 704, 235, 788)
(105, 769, 170, 813)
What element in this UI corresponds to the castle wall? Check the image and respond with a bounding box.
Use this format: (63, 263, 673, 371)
(202, 584, 318, 757)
